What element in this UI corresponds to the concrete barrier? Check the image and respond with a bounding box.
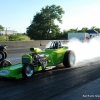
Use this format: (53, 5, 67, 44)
(0, 40, 68, 48)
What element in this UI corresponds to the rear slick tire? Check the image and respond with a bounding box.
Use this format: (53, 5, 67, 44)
(63, 50, 75, 68)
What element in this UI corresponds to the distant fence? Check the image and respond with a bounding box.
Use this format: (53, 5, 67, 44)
(0, 40, 68, 48)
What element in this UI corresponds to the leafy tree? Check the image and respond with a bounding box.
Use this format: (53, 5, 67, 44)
(89, 26, 100, 33)
(94, 28, 100, 33)
(60, 30, 68, 40)
(90, 26, 96, 30)
(81, 27, 88, 32)
(27, 5, 64, 40)
(67, 28, 78, 33)
(0, 25, 4, 31)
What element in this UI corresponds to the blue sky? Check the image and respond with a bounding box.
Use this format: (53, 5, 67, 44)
(0, 0, 100, 33)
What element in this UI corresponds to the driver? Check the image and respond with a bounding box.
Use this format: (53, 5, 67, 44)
(53, 41, 59, 49)
(55, 41, 58, 49)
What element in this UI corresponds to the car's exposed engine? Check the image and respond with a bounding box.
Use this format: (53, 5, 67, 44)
(22, 53, 47, 70)
(31, 53, 47, 70)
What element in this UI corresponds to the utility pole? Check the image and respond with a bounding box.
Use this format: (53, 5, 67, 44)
(5, 27, 10, 41)
(6, 27, 7, 41)
(0, 29, 1, 36)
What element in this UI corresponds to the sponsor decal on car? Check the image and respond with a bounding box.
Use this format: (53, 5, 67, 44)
(0, 70, 10, 76)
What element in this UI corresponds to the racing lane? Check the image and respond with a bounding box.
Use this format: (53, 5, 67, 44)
(7, 48, 30, 64)
(0, 48, 100, 100)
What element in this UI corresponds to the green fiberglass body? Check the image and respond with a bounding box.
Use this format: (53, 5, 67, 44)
(0, 41, 76, 79)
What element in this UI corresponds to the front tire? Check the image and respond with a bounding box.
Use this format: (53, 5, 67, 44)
(0, 60, 12, 68)
(22, 64, 34, 78)
(4, 51, 7, 59)
(0, 51, 5, 61)
(63, 50, 75, 68)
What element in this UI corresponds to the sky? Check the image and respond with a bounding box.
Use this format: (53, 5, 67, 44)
(0, 0, 100, 33)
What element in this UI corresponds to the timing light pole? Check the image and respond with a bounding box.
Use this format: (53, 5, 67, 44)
(5, 27, 10, 41)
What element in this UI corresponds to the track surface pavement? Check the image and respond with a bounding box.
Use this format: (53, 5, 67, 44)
(0, 48, 100, 100)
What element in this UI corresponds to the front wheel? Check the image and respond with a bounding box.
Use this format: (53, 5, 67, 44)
(0, 60, 12, 68)
(0, 51, 5, 61)
(22, 64, 34, 78)
(63, 50, 75, 68)
(4, 51, 7, 59)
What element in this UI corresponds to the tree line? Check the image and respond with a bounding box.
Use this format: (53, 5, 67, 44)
(26, 5, 100, 40)
(1, 5, 100, 40)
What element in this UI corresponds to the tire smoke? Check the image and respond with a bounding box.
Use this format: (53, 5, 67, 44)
(63, 36, 100, 66)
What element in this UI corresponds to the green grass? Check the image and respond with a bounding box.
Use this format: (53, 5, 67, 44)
(17, 35, 31, 41)
(0, 35, 31, 41)
(0, 36, 7, 41)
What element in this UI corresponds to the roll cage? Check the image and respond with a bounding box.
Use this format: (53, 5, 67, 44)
(46, 40, 62, 49)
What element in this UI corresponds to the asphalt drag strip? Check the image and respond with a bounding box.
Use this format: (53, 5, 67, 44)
(0, 60, 100, 100)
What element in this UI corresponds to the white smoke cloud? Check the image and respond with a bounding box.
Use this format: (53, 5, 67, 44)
(63, 36, 100, 66)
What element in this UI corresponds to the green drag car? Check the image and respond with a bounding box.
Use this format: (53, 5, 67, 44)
(0, 40, 76, 79)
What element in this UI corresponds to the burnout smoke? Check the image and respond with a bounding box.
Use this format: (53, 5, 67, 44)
(63, 36, 100, 66)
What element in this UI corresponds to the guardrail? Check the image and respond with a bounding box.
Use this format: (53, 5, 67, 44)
(0, 40, 68, 48)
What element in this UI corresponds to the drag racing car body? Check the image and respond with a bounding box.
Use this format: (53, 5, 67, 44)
(0, 41, 76, 79)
